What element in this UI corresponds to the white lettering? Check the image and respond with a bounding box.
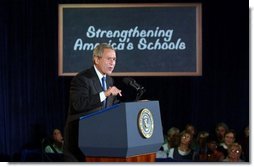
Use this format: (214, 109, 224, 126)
(73, 38, 83, 50)
(138, 38, 186, 50)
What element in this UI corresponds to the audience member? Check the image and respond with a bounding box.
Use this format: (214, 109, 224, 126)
(215, 122, 229, 144)
(155, 122, 246, 162)
(206, 135, 225, 161)
(166, 127, 180, 149)
(44, 128, 64, 154)
(185, 124, 196, 136)
(168, 130, 194, 161)
(239, 126, 249, 161)
(193, 131, 209, 161)
(222, 143, 244, 162)
(156, 127, 180, 158)
(218, 129, 236, 159)
(185, 123, 198, 151)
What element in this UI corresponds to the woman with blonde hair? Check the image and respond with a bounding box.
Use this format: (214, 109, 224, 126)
(223, 143, 244, 162)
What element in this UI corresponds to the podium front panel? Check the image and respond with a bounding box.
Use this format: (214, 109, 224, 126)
(124, 101, 164, 156)
(78, 101, 164, 157)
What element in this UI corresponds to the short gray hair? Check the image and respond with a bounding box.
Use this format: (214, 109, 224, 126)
(93, 43, 115, 61)
(167, 127, 180, 137)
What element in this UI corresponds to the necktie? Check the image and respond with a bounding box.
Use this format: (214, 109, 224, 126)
(101, 76, 107, 108)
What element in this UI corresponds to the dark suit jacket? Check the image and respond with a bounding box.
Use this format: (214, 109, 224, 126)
(64, 66, 118, 161)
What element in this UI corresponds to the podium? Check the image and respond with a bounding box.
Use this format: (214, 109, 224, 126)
(78, 100, 164, 162)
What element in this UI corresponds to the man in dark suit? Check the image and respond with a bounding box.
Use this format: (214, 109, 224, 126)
(64, 43, 122, 161)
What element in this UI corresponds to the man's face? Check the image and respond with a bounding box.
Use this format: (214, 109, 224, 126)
(95, 48, 116, 75)
(216, 127, 226, 137)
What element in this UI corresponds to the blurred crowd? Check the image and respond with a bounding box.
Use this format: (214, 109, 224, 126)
(156, 122, 249, 162)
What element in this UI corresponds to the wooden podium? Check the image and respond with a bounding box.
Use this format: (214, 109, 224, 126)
(78, 101, 163, 162)
(85, 153, 156, 162)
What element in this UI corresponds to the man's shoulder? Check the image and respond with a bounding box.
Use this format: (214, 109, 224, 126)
(76, 67, 95, 78)
(71, 67, 96, 85)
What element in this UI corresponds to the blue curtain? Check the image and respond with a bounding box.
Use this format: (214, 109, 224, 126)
(0, 0, 69, 161)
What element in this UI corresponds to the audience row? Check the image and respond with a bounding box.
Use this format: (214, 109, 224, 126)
(156, 122, 249, 162)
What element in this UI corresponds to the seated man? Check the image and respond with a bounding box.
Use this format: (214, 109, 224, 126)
(156, 127, 180, 158)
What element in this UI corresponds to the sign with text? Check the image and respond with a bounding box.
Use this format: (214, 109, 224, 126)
(58, 3, 202, 76)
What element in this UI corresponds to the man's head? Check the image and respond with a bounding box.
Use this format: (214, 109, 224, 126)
(167, 127, 180, 147)
(215, 122, 229, 139)
(93, 43, 116, 75)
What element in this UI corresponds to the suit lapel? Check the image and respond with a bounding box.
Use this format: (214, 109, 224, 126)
(89, 67, 114, 107)
(93, 76, 103, 93)
(89, 67, 103, 93)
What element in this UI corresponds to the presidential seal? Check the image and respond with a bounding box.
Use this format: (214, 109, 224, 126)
(138, 108, 154, 139)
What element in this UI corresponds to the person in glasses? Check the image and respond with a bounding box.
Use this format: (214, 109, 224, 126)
(168, 130, 194, 162)
(222, 143, 244, 162)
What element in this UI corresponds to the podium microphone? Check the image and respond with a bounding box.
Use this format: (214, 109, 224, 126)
(122, 77, 146, 101)
(122, 77, 143, 91)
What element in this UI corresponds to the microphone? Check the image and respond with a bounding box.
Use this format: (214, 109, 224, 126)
(122, 77, 146, 101)
(122, 77, 144, 91)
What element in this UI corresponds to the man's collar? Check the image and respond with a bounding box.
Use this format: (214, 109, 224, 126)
(94, 65, 105, 80)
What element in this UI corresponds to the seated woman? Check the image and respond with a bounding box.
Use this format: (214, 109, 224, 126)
(206, 135, 225, 161)
(168, 130, 194, 162)
(222, 143, 244, 162)
(44, 128, 64, 154)
(218, 129, 236, 158)
(193, 131, 210, 161)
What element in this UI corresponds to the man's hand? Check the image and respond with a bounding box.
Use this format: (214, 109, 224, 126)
(104, 86, 122, 97)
